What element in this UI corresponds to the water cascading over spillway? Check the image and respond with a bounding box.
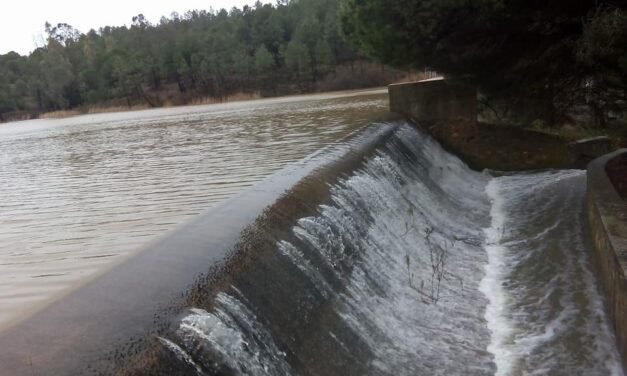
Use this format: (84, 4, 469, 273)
(154, 124, 623, 376)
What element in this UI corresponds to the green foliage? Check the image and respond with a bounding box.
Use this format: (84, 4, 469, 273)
(578, 7, 627, 109)
(285, 40, 308, 73)
(254, 45, 274, 73)
(39, 48, 75, 109)
(0, 0, 370, 118)
(341, 0, 627, 126)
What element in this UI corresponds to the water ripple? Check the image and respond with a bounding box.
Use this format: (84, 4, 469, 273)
(0, 91, 387, 328)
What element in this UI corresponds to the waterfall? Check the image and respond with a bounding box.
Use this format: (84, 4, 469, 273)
(480, 171, 624, 376)
(150, 123, 622, 375)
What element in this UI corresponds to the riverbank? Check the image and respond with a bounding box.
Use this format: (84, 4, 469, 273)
(38, 92, 263, 120)
(1, 67, 425, 125)
(1, 87, 390, 126)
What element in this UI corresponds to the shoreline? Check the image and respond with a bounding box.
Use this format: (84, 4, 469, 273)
(0, 87, 389, 126)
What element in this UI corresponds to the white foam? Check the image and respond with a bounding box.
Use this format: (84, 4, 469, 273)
(158, 126, 623, 375)
(173, 294, 291, 376)
(157, 336, 204, 375)
(480, 178, 516, 376)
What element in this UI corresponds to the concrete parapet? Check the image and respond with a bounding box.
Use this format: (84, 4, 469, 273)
(569, 136, 613, 168)
(387, 79, 572, 170)
(388, 78, 477, 124)
(587, 149, 627, 369)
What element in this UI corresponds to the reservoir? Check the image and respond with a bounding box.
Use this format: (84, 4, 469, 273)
(0, 89, 387, 329)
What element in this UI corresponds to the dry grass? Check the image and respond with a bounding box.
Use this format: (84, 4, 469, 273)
(39, 110, 82, 119)
(39, 91, 263, 121)
(86, 104, 151, 114)
(40, 105, 149, 119)
(186, 91, 261, 106)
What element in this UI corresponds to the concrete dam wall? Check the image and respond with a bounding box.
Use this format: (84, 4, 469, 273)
(0, 82, 624, 375)
(587, 149, 627, 367)
(388, 78, 477, 124)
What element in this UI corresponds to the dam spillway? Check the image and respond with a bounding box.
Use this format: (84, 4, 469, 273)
(147, 124, 623, 375)
(0, 110, 623, 374)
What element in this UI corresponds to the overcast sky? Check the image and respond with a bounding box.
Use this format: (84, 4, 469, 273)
(0, 0, 268, 55)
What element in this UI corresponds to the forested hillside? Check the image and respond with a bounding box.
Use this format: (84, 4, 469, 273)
(341, 0, 626, 128)
(0, 0, 403, 121)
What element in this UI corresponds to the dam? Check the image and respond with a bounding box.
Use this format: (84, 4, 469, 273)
(0, 90, 623, 375)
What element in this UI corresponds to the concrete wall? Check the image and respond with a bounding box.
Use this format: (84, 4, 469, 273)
(587, 149, 627, 369)
(388, 78, 477, 124)
(569, 136, 614, 169)
(387, 79, 576, 171)
(387, 79, 617, 171)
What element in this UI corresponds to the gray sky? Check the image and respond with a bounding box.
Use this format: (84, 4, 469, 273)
(0, 0, 267, 55)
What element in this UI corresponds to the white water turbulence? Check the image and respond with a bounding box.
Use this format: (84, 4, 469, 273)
(159, 124, 623, 375)
(482, 170, 623, 376)
(164, 292, 291, 376)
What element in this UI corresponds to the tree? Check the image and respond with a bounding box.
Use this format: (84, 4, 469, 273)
(315, 39, 332, 73)
(578, 6, 627, 126)
(0, 0, 396, 121)
(296, 16, 324, 82)
(340, 0, 627, 125)
(254, 45, 274, 73)
(254, 45, 275, 93)
(39, 47, 75, 109)
(285, 40, 309, 80)
(45, 22, 82, 47)
(0, 78, 13, 121)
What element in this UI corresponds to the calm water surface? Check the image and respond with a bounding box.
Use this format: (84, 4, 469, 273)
(0, 90, 387, 328)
